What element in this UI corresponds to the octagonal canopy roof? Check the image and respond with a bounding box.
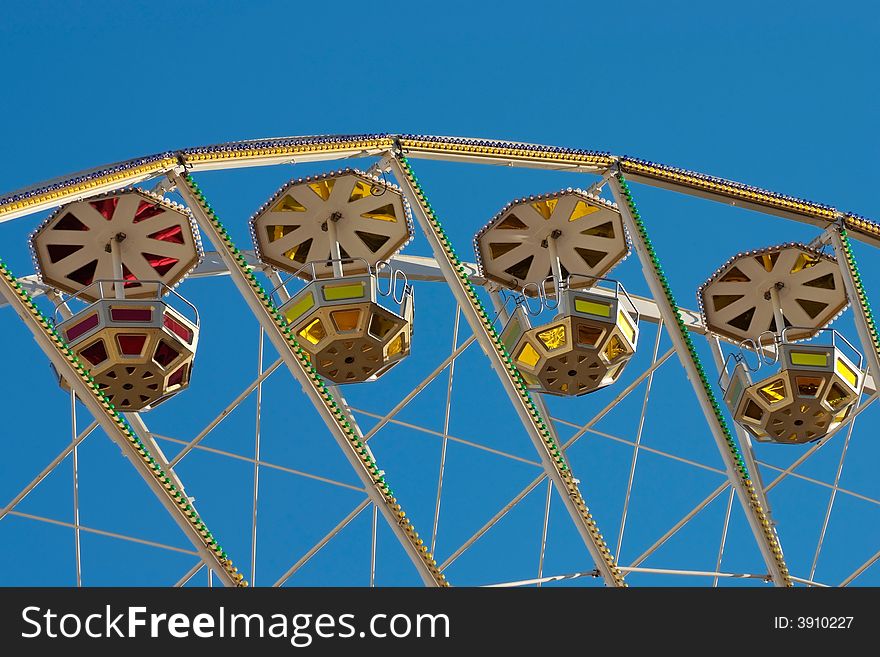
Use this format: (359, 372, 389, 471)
(250, 169, 412, 279)
(699, 242, 848, 343)
(474, 189, 629, 294)
(30, 189, 202, 301)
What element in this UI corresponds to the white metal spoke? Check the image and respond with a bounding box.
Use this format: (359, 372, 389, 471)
(370, 504, 378, 587)
(71, 391, 82, 587)
(153, 434, 366, 493)
(536, 480, 552, 587)
(713, 488, 735, 587)
(615, 320, 664, 561)
(809, 403, 859, 581)
(175, 562, 204, 587)
(430, 306, 460, 556)
(168, 358, 282, 468)
(1, 420, 98, 522)
(9, 510, 199, 557)
(251, 327, 264, 586)
(273, 499, 371, 587)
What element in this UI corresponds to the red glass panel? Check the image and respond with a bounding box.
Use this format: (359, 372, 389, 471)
(116, 334, 147, 356)
(53, 212, 89, 231)
(163, 314, 193, 343)
(142, 253, 179, 276)
(90, 198, 118, 220)
(80, 340, 108, 366)
(148, 225, 185, 244)
(65, 313, 99, 341)
(167, 364, 188, 388)
(47, 243, 83, 263)
(120, 263, 142, 289)
(111, 308, 152, 322)
(153, 340, 179, 367)
(68, 259, 98, 286)
(133, 200, 166, 223)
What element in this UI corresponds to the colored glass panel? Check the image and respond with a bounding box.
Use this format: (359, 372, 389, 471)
(298, 318, 326, 345)
(835, 358, 858, 387)
(574, 298, 611, 317)
(576, 324, 603, 346)
(789, 351, 828, 367)
(111, 308, 152, 322)
(603, 334, 627, 362)
(80, 340, 108, 366)
(133, 200, 166, 223)
(167, 364, 188, 388)
(361, 204, 397, 222)
(66, 313, 99, 341)
(387, 333, 406, 357)
(153, 340, 179, 367)
(272, 194, 307, 212)
(323, 282, 365, 301)
(331, 309, 361, 332)
(308, 180, 335, 201)
(531, 198, 557, 220)
(757, 378, 787, 404)
(148, 225, 185, 244)
(90, 197, 118, 220)
(117, 334, 147, 356)
(349, 181, 376, 202)
(569, 200, 599, 222)
(795, 376, 824, 397)
(163, 314, 194, 343)
(826, 382, 850, 408)
(284, 292, 315, 323)
(537, 325, 566, 350)
(516, 342, 540, 368)
(368, 312, 396, 339)
(617, 311, 635, 343)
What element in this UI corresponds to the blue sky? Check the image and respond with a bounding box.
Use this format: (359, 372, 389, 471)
(0, 1, 878, 587)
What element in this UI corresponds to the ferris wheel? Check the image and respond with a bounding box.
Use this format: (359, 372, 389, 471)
(1, 134, 878, 588)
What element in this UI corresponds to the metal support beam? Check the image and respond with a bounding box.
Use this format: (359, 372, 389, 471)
(390, 155, 624, 586)
(609, 174, 791, 587)
(173, 170, 444, 587)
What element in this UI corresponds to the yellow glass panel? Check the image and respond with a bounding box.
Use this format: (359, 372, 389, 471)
(835, 358, 858, 387)
(266, 224, 299, 243)
(387, 333, 406, 357)
(368, 312, 397, 339)
(531, 198, 558, 220)
(742, 399, 764, 422)
(795, 376, 824, 398)
(284, 292, 315, 324)
(349, 180, 375, 202)
(272, 194, 307, 212)
(576, 324, 603, 346)
(298, 318, 326, 345)
(323, 282, 365, 301)
(516, 342, 541, 368)
(331, 309, 361, 332)
(603, 334, 626, 362)
(308, 180, 335, 201)
(790, 252, 820, 273)
(789, 351, 828, 367)
(757, 378, 787, 404)
(569, 200, 599, 222)
(537, 325, 567, 350)
(755, 253, 779, 272)
(574, 298, 611, 317)
(559, 382, 569, 393)
(617, 311, 635, 343)
(826, 382, 850, 408)
(361, 204, 397, 222)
